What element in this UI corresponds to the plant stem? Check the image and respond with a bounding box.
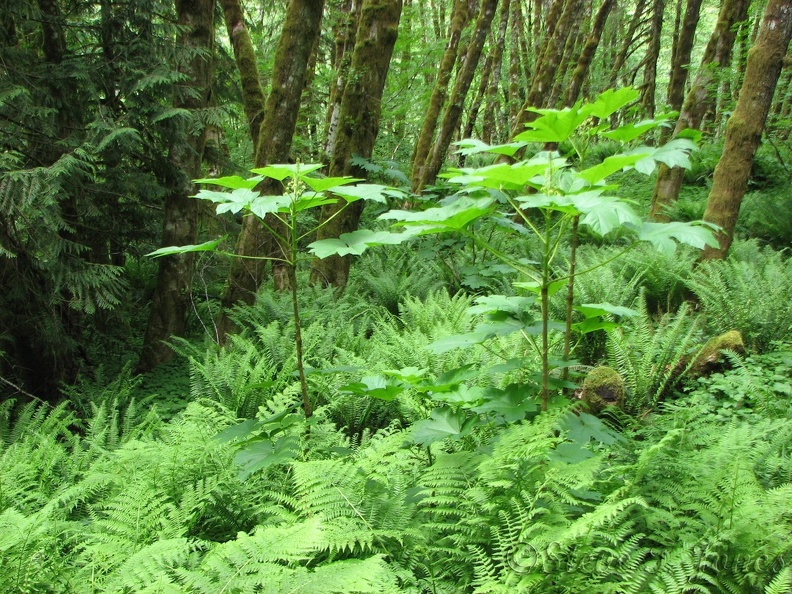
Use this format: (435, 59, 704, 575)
(288, 207, 311, 418)
(563, 215, 580, 383)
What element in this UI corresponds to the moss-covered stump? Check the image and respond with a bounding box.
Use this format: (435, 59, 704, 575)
(690, 330, 745, 377)
(581, 366, 625, 415)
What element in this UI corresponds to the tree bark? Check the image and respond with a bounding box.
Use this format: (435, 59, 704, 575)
(310, 0, 403, 288)
(606, 0, 647, 88)
(418, 0, 500, 190)
(650, 0, 750, 220)
(217, 0, 325, 341)
(564, 0, 614, 106)
(640, 0, 665, 119)
(410, 0, 471, 191)
(509, 0, 582, 138)
(659, 0, 703, 143)
(222, 0, 266, 148)
(138, 0, 216, 372)
(701, 0, 792, 260)
(482, 0, 511, 143)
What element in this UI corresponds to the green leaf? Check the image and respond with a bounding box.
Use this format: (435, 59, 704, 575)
(473, 384, 539, 422)
(514, 105, 591, 143)
(513, 279, 568, 297)
(571, 319, 621, 334)
(587, 88, 640, 119)
(548, 442, 595, 464)
(194, 175, 261, 190)
(339, 375, 404, 401)
(234, 435, 300, 481)
(630, 221, 719, 255)
(563, 411, 621, 445)
(292, 193, 338, 212)
(412, 407, 479, 446)
(308, 229, 414, 258)
(447, 160, 552, 190)
(381, 195, 495, 231)
(424, 364, 480, 392)
(454, 138, 527, 157)
(146, 236, 226, 258)
(600, 119, 665, 142)
(576, 196, 641, 236)
(250, 163, 323, 181)
(578, 152, 652, 184)
(301, 176, 361, 192)
(575, 303, 639, 318)
(214, 418, 260, 444)
(328, 183, 391, 203)
(247, 194, 292, 218)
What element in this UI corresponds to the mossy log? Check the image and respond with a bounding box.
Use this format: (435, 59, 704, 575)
(580, 366, 625, 415)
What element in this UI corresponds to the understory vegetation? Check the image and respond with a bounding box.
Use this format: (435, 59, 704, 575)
(3, 91, 792, 592)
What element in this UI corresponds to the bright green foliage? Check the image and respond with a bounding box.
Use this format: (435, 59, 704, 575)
(686, 241, 792, 352)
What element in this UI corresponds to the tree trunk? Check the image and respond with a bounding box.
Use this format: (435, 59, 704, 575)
(222, 0, 266, 148)
(138, 0, 216, 372)
(310, 0, 403, 288)
(659, 0, 703, 144)
(217, 0, 325, 341)
(650, 0, 750, 220)
(324, 0, 362, 160)
(482, 0, 511, 143)
(701, 0, 792, 260)
(418, 0, 500, 190)
(564, 0, 614, 106)
(640, 0, 664, 119)
(509, 0, 583, 138)
(410, 0, 471, 191)
(607, 0, 647, 88)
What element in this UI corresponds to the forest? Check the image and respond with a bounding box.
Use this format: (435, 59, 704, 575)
(1, 0, 792, 591)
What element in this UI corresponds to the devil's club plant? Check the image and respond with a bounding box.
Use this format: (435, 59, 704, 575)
(313, 88, 718, 422)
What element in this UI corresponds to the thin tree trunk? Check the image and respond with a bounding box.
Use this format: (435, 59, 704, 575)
(702, 0, 792, 260)
(564, 0, 614, 106)
(217, 0, 325, 341)
(222, 0, 266, 148)
(418, 0, 500, 191)
(311, 0, 403, 288)
(640, 0, 664, 119)
(607, 0, 648, 88)
(659, 0, 703, 144)
(482, 0, 511, 143)
(324, 0, 361, 159)
(138, 0, 215, 372)
(509, 0, 582, 138)
(650, 0, 750, 220)
(411, 0, 471, 191)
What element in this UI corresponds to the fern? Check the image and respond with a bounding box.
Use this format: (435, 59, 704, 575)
(687, 241, 792, 352)
(607, 294, 704, 412)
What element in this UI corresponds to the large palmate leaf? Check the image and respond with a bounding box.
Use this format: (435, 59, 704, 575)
(630, 221, 719, 255)
(514, 105, 592, 143)
(412, 406, 480, 446)
(193, 175, 262, 189)
(308, 229, 414, 258)
(250, 163, 323, 180)
(380, 195, 496, 232)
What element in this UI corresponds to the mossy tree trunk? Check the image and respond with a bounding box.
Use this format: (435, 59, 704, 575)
(410, 0, 471, 192)
(418, 0, 499, 191)
(324, 0, 362, 160)
(138, 0, 215, 372)
(606, 0, 648, 88)
(650, 0, 749, 220)
(509, 0, 583, 138)
(221, 0, 266, 148)
(310, 0, 403, 288)
(564, 0, 614, 106)
(659, 0, 703, 144)
(216, 0, 325, 341)
(640, 0, 664, 119)
(701, 0, 792, 260)
(481, 0, 511, 144)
